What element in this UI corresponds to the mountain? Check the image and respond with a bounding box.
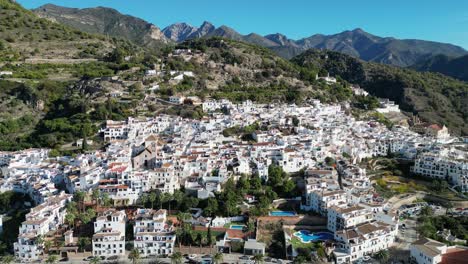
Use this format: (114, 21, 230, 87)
(0, 0, 133, 60)
(188, 21, 216, 39)
(290, 28, 467, 66)
(162, 22, 198, 42)
(411, 54, 468, 81)
(33, 4, 467, 66)
(292, 49, 468, 135)
(165, 24, 467, 67)
(33, 4, 169, 47)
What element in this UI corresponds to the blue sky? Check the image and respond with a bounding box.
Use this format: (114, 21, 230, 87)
(19, 0, 468, 49)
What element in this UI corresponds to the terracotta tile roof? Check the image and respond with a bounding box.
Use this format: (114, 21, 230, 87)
(441, 247, 468, 264)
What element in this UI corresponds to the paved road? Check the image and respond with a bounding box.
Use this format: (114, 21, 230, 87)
(395, 219, 418, 250)
(47, 253, 291, 264)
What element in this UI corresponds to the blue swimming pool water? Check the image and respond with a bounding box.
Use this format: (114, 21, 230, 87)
(293, 230, 334, 243)
(269, 211, 297, 217)
(230, 225, 245, 230)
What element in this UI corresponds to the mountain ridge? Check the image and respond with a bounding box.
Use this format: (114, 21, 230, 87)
(33, 3, 170, 47)
(32, 4, 468, 67)
(411, 54, 468, 81)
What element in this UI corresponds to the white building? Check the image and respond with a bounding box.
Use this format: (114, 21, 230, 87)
(410, 238, 447, 264)
(14, 192, 72, 262)
(410, 237, 468, 264)
(412, 147, 468, 192)
(133, 209, 176, 257)
(316, 73, 337, 84)
(334, 221, 397, 263)
(376, 99, 400, 113)
(92, 209, 126, 257)
(327, 204, 373, 232)
(304, 189, 347, 215)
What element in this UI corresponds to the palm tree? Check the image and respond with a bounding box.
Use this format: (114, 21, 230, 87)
(181, 223, 193, 246)
(90, 256, 101, 264)
(128, 248, 141, 264)
(74, 191, 86, 213)
(170, 252, 183, 264)
(253, 254, 264, 264)
(78, 237, 91, 252)
(374, 250, 389, 263)
(207, 227, 213, 247)
(196, 233, 204, 248)
(247, 221, 255, 237)
(55, 240, 65, 253)
(44, 240, 53, 254)
(65, 212, 76, 229)
(35, 234, 44, 251)
(139, 193, 148, 207)
(213, 252, 223, 264)
(100, 192, 112, 207)
(91, 189, 100, 209)
(175, 228, 183, 248)
(45, 255, 58, 264)
(1, 255, 15, 264)
(160, 192, 171, 209)
(292, 255, 306, 264)
(445, 201, 453, 215)
(149, 192, 157, 209)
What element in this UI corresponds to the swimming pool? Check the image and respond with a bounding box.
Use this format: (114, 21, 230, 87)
(230, 225, 245, 230)
(269, 211, 297, 217)
(293, 230, 334, 243)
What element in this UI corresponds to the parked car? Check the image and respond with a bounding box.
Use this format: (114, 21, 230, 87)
(83, 256, 94, 261)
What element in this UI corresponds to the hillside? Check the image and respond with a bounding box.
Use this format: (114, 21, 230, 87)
(33, 4, 467, 67)
(292, 49, 468, 135)
(0, 0, 136, 61)
(160, 38, 314, 103)
(411, 54, 468, 82)
(33, 4, 169, 48)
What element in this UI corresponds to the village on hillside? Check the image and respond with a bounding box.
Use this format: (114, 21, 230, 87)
(1, 96, 467, 264)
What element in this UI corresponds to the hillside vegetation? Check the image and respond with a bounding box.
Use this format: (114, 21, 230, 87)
(412, 54, 468, 82)
(33, 4, 169, 49)
(292, 49, 468, 135)
(0, 0, 135, 61)
(156, 38, 355, 104)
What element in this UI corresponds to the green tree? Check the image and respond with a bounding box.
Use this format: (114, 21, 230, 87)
(65, 212, 76, 229)
(149, 192, 157, 209)
(100, 192, 112, 207)
(78, 237, 91, 252)
(292, 116, 300, 127)
(325, 157, 335, 166)
(90, 256, 101, 264)
(175, 228, 183, 249)
(374, 250, 389, 263)
(91, 189, 100, 208)
(196, 233, 204, 248)
(139, 193, 148, 207)
(247, 221, 255, 235)
(73, 191, 86, 213)
(253, 254, 264, 264)
(204, 198, 219, 217)
(128, 248, 141, 264)
(1, 255, 15, 264)
(207, 227, 213, 246)
(44, 240, 53, 254)
(170, 252, 183, 264)
(45, 255, 58, 264)
(293, 255, 307, 264)
(213, 252, 223, 264)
